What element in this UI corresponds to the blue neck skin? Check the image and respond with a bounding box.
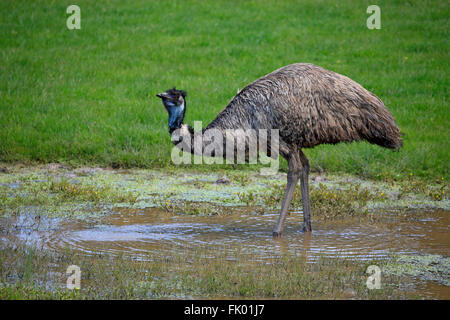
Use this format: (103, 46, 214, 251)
(167, 101, 185, 132)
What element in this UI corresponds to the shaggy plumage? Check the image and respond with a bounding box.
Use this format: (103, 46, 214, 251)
(206, 63, 402, 151)
(157, 63, 402, 236)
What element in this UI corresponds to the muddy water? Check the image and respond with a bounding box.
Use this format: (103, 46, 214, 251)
(3, 208, 448, 259)
(1, 208, 449, 298)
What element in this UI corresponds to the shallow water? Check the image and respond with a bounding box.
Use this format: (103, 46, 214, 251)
(3, 208, 449, 259)
(1, 208, 449, 298)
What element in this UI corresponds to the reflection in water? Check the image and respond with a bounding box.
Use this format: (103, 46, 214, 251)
(272, 231, 311, 260)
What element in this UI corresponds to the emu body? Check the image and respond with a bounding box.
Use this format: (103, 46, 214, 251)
(156, 63, 402, 236)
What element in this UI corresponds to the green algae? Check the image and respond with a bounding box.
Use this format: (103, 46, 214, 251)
(0, 164, 448, 220)
(383, 254, 450, 286)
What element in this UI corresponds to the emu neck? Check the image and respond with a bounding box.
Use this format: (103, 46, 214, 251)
(168, 102, 186, 134)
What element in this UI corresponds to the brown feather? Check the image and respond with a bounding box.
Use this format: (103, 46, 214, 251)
(205, 63, 402, 153)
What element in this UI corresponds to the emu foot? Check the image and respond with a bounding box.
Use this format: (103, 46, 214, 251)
(272, 231, 282, 238)
(300, 223, 312, 233)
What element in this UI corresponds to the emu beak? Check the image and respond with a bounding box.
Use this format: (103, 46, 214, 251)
(156, 92, 168, 99)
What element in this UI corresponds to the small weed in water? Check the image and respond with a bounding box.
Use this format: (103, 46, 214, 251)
(154, 194, 231, 216)
(48, 179, 137, 204)
(399, 174, 448, 201)
(235, 191, 258, 206)
(261, 183, 382, 220)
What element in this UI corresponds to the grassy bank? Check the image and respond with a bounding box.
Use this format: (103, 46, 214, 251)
(0, 0, 448, 179)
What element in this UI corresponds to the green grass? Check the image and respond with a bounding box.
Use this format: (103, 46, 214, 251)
(0, 0, 448, 179)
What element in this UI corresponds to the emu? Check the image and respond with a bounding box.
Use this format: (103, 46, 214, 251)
(156, 63, 402, 237)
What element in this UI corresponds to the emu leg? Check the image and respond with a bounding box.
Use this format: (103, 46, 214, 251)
(272, 157, 300, 237)
(299, 150, 312, 232)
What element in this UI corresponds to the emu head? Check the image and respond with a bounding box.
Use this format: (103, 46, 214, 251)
(156, 87, 187, 133)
